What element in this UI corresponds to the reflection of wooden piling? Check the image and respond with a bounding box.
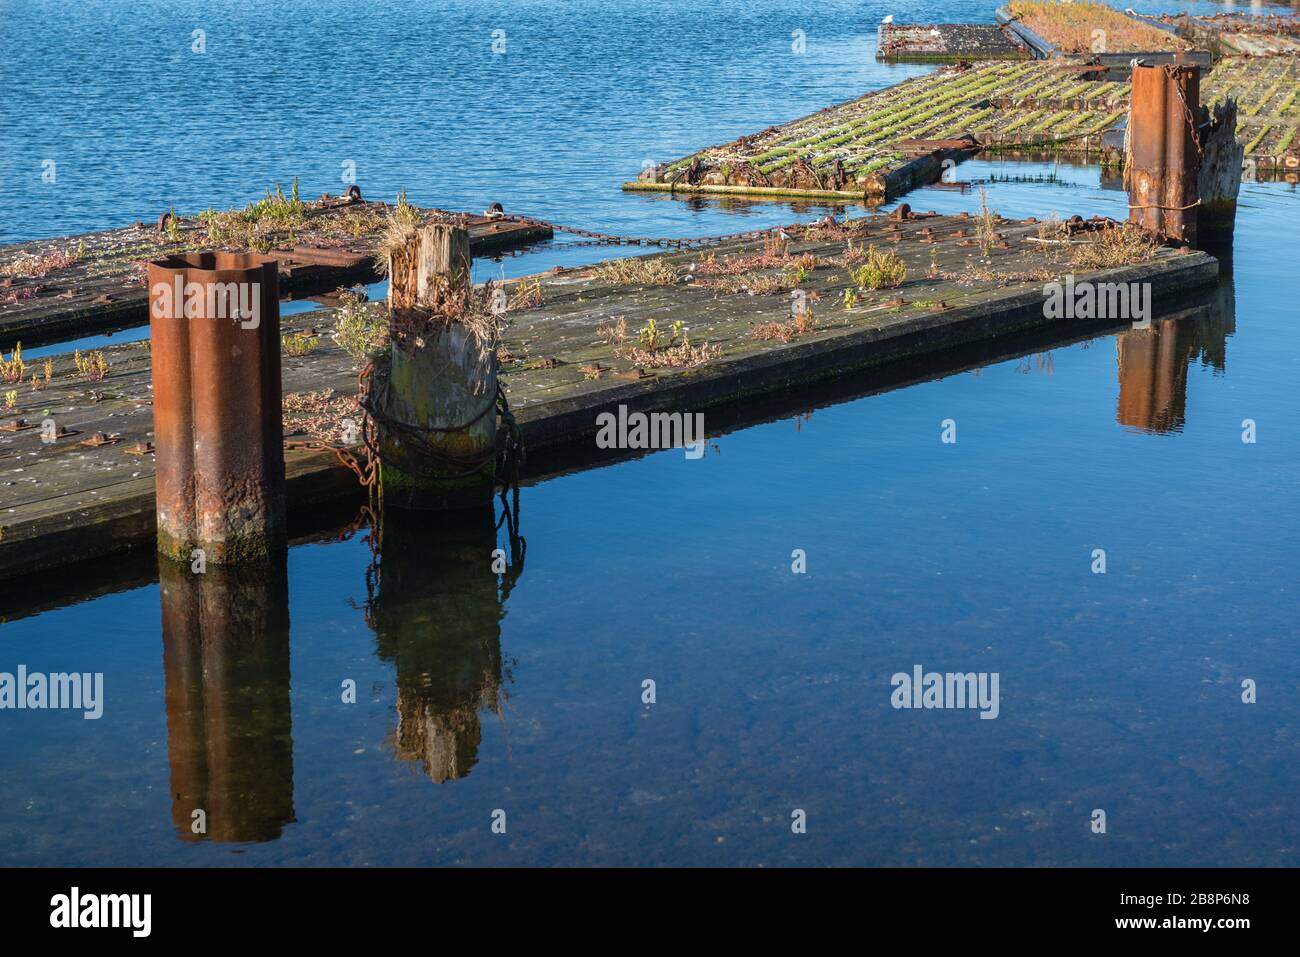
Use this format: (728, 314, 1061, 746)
(378, 223, 497, 510)
(1126, 62, 1200, 245)
(372, 508, 505, 784)
(147, 252, 286, 563)
(160, 561, 294, 843)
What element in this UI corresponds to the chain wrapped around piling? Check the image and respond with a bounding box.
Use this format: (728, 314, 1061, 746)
(337, 351, 523, 493)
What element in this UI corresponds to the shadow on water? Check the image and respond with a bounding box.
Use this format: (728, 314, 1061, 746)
(158, 559, 295, 844)
(361, 499, 524, 785)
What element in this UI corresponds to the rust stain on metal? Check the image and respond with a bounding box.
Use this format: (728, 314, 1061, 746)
(1127, 62, 1201, 245)
(147, 251, 285, 564)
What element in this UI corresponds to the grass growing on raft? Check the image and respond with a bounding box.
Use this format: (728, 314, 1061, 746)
(751, 309, 817, 342)
(73, 348, 109, 381)
(281, 331, 321, 357)
(590, 256, 680, 287)
(1067, 223, 1162, 270)
(848, 247, 907, 290)
(0, 343, 24, 383)
(1007, 1, 1186, 53)
(332, 290, 389, 364)
(198, 178, 308, 251)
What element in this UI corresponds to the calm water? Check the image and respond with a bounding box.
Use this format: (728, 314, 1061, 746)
(1, 1, 1298, 866)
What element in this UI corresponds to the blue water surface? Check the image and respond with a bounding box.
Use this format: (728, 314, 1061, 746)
(0, 0, 1297, 866)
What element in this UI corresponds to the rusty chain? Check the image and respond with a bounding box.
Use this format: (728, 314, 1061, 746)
(421, 205, 804, 248)
(1166, 63, 1204, 158)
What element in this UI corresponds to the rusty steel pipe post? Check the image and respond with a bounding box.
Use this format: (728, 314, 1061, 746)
(1127, 62, 1201, 245)
(147, 252, 285, 564)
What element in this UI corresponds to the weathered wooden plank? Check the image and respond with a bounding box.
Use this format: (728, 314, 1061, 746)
(0, 199, 551, 348)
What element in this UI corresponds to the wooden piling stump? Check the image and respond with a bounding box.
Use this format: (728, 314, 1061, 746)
(1197, 98, 1245, 247)
(377, 223, 498, 510)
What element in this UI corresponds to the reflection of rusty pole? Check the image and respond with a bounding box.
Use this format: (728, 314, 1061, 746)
(1127, 62, 1200, 245)
(160, 560, 294, 843)
(147, 252, 285, 563)
(1116, 319, 1191, 433)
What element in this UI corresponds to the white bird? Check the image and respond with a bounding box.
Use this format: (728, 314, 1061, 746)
(882, 14, 894, 24)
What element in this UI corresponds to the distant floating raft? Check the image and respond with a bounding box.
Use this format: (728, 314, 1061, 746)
(877, 22, 1032, 62)
(626, 62, 1127, 203)
(625, 55, 1300, 204)
(1132, 12, 1300, 58)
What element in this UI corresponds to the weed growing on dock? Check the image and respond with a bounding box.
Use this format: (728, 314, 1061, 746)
(0, 247, 80, 279)
(73, 349, 108, 382)
(693, 235, 803, 279)
(392, 190, 422, 230)
(591, 256, 679, 287)
(333, 290, 388, 363)
(0, 343, 24, 383)
(848, 246, 907, 290)
(29, 359, 52, 391)
(838, 239, 869, 267)
(506, 278, 543, 311)
(282, 389, 360, 442)
(596, 316, 628, 346)
(843, 287, 858, 309)
(976, 188, 998, 259)
(702, 271, 800, 296)
(1069, 222, 1160, 270)
(751, 308, 816, 343)
(1007, 1, 1185, 54)
(199, 178, 308, 251)
(282, 331, 321, 357)
(617, 335, 721, 369)
(637, 318, 668, 350)
(3, 390, 16, 411)
(613, 317, 717, 368)
(164, 208, 182, 243)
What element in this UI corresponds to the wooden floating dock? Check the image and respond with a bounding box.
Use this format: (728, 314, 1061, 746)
(995, 2, 1194, 59)
(1144, 12, 1300, 58)
(0, 211, 1218, 583)
(877, 23, 1031, 62)
(626, 52, 1298, 203)
(0, 195, 552, 348)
